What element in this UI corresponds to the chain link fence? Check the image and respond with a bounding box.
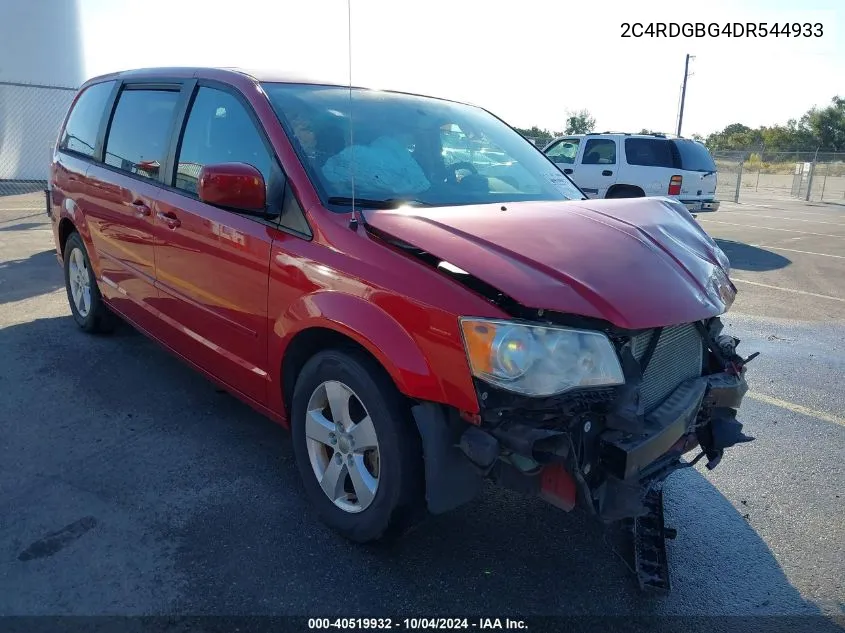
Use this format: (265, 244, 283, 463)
(0, 81, 77, 197)
(708, 150, 845, 204)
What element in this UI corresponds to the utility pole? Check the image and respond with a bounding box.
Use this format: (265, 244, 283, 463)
(676, 54, 694, 137)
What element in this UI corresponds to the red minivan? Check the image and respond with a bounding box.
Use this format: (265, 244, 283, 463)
(49, 67, 753, 591)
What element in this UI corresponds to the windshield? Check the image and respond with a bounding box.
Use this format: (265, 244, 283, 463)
(262, 83, 584, 210)
(673, 139, 717, 172)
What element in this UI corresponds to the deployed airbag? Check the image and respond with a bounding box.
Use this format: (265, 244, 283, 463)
(322, 136, 430, 196)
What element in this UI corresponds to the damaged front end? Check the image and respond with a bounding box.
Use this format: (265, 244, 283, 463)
(412, 314, 756, 593)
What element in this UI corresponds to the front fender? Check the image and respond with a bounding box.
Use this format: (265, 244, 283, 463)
(269, 291, 476, 419)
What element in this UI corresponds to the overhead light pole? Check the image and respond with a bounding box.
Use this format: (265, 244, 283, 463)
(676, 54, 695, 137)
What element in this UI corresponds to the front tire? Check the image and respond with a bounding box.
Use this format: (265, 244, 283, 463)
(63, 232, 114, 333)
(291, 349, 424, 543)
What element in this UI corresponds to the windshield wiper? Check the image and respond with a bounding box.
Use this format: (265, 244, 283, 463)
(327, 197, 432, 209)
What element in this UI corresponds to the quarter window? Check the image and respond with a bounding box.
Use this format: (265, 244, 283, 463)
(624, 138, 675, 168)
(175, 87, 273, 195)
(104, 89, 180, 180)
(581, 139, 616, 165)
(59, 81, 115, 158)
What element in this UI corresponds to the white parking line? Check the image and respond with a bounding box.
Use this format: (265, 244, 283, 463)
(700, 219, 845, 239)
(748, 392, 845, 429)
(732, 207, 845, 219)
(732, 278, 845, 302)
(751, 244, 845, 260)
(732, 213, 845, 227)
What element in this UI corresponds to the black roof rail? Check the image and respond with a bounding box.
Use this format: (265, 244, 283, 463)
(589, 131, 687, 139)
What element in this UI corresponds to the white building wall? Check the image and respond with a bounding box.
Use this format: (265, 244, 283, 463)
(0, 0, 84, 181)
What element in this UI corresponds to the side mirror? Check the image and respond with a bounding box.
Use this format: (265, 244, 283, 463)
(198, 162, 266, 212)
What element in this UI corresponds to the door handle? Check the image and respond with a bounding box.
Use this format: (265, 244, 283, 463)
(602, 170, 613, 176)
(563, 168, 573, 174)
(131, 200, 151, 217)
(156, 210, 181, 229)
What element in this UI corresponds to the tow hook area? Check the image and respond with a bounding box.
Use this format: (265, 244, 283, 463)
(631, 485, 676, 593)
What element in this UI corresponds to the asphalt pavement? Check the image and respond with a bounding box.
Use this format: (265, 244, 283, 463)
(0, 192, 843, 629)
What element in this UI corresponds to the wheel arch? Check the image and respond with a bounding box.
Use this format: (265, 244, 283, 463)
(280, 326, 400, 422)
(57, 217, 77, 256)
(606, 184, 646, 198)
(272, 291, 464, 423)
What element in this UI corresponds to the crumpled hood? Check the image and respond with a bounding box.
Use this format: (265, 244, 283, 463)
(366, 197, 735, 330)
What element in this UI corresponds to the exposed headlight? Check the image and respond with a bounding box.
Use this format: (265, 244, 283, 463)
(459, 318, 625, 397)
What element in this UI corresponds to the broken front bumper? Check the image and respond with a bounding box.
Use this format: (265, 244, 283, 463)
(412, 317, 755, 523)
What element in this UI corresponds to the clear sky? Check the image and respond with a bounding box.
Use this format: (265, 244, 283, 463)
(79, 0, 844, 137)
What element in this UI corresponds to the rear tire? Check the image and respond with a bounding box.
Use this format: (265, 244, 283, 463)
(63, 232, 115, 333)
(291, 348, 425, 543)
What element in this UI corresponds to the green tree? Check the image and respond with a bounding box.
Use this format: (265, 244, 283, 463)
(513, 125, 558, 145)
(804, 96, 845, 151)
(564, 110, 596, 135)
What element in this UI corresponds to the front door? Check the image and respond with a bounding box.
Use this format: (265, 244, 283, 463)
(151, 85, 282, 405)
(545, 137, 581, 180)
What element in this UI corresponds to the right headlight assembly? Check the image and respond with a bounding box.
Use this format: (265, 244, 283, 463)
(459, 318, 625, 397)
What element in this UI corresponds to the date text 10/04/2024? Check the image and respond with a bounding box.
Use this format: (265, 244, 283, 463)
(621, 22, 823, 37)
(308, 618, 528, 630)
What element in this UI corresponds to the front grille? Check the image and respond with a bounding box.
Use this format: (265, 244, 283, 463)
(631, 323, 704, 412)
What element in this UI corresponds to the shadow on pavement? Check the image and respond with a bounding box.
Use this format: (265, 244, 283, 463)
(0, 316, 841, 628)
(0, 181, 46, 197)
(0, 249, 63, 304)
(716, 239, 792, 272)
(0, 222, 44, 232)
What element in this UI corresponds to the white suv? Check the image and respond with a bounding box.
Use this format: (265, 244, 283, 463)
(542, 133, 720, 212)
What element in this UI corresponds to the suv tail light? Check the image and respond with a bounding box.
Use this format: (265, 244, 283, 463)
(668, 175, 682, 196)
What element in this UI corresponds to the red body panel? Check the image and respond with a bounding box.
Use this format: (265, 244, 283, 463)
(151, 189, 274, 404)
(265, 213, 504, 418)
(83, 163, 162, 331)
(49, 67, 732, 433)
(365, 197, 732, 330)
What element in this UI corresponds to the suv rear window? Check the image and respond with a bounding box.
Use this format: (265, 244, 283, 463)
(624, 137, 716, 172)
(59, 81, 115, 158)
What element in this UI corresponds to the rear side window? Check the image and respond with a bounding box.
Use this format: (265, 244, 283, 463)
(104, 88, 180, 181)
(624, 138, 675, 168)
(581, 139, 616, 165)
(59, 81, 115, 158)
(175, 87, 273, 194)
(546, 139, 580, 164)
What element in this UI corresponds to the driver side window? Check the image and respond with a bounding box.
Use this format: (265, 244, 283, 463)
(175, 87, 273, 195)
(546, 139, 580, 165)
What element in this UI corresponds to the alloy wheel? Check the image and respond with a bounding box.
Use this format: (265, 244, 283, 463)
(68, 247, 92, 318)
(305, 380, 381, 513)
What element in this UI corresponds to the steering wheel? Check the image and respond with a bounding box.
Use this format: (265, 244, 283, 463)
(448, 161, 478, 183)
